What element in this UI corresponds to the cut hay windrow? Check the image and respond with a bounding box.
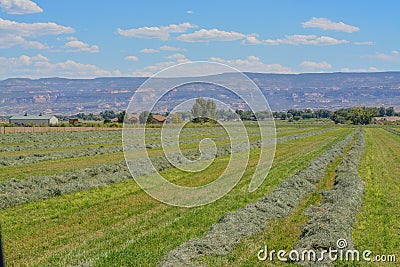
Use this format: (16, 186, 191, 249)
(0, 145, 123, 166)
(384, 127, 400, 136)
(276, 128, 334, 143)
(0, 162, 130, 209)
(0, 128, 339, 209)
(0, 130, 121, 148)
(158, 130, 359, 267)
(292, 131, 366, 266)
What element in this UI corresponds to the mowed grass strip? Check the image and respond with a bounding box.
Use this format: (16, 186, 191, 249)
(0, 152, 124, 182)
(276, 126, 327, 137)
(352, 128, 400, 265)
(0, 128, 349, 267)
(0, 142, 122, 157)
(0, 125, 318, 157)
(0, 126, 331, 182)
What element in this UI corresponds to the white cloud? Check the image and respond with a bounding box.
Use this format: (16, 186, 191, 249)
(140, 46, 182, 53)
(0, 0, 42, 14)
(0, 18, 75, 51)
(0, 34, 48, 49)
(262, 34, 349, 46)
(353, 41, 374, 45)
(131, 71, 154, 77)
(300, 61, 332, 70)
(144, 61, 177, 72)
(340, 67, 379, 72)
(117, 22, 197, 40)
(124, 55, 139, 62)
(209, 56, 292, 73)
(159, 45, 181, 51)
(0, 34, 25, 48)
(302, 17, 360, 33)
(187, 10, 193, 14)
(0, 54, 120, 79)
(143, 54, 190, 72)
(22, 40, 48, 49)
(140, 48, 160, 53)
(372, 51, 400, 62)
(166, 53, 186, 60)
(242, 35, 262, 45)
(0, 18, 74, 37)
(64, 40, 99, 53)
(177, 28, 246, 42)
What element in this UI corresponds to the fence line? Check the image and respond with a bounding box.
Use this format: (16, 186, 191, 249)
(0, 126, 121, 134)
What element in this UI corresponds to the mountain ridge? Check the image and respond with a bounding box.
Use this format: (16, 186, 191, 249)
(1, 72, 399, 115)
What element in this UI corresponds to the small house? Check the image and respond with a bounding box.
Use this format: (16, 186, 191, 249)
(126, 114, 140, 124)
(152, 114, 166, 124)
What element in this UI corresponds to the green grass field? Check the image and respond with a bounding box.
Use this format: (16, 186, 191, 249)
(0, 123, 398, 266)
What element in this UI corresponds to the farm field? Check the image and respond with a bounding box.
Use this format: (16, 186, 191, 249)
(0, 123, 399, 266)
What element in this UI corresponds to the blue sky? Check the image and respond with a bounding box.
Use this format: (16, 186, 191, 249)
(0, 0, 399, 79)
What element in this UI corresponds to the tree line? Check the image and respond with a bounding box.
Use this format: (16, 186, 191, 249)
(60, 99, 398, 126)
(274, 106, 398, 125)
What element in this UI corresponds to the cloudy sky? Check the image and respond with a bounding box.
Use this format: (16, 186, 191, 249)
(0, 0, 399, 79)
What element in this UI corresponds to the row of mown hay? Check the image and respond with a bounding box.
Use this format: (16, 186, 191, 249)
(0, 128, 336, 209)
(293, 131, 366, 266)
(158, 130, 358, 267)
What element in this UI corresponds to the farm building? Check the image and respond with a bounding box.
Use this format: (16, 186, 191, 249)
(68, 118, 79, 125)
(9, 115, 59, 126)
(152, 114, 166, 124)
(126, 113, 140, 124)
(372, 116, 400, 124)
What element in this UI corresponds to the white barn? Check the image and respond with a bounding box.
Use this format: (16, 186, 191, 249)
(9, 115, 59, 126)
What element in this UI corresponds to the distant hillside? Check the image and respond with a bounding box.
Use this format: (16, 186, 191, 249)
(1, 72, 399, 115)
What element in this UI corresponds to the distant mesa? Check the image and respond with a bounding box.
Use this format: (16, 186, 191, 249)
(1, 72, 400, 115)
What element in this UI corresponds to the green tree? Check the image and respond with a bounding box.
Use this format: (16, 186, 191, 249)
(314, 109, 332, 119)
(139, 111, 153, 124)
(100, 110, 116, 119)
(103, 117, 111, 124)
(117, 111, 126, 123)
(171, 113, 183, 124)
(255, 111, 271, 120)
(331, 109, 348, 124)
(181, 112, 193, 121)
(378, 106, 386, 117)
(217, 109, 237, 121)
(191, 98, 217, 123)
(237, 110, 256, 121)
(332, 107, 377, 125)
(287, 113, 294, 122)
(206, 99, 217, 119)
(386, 107, 395, 116)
